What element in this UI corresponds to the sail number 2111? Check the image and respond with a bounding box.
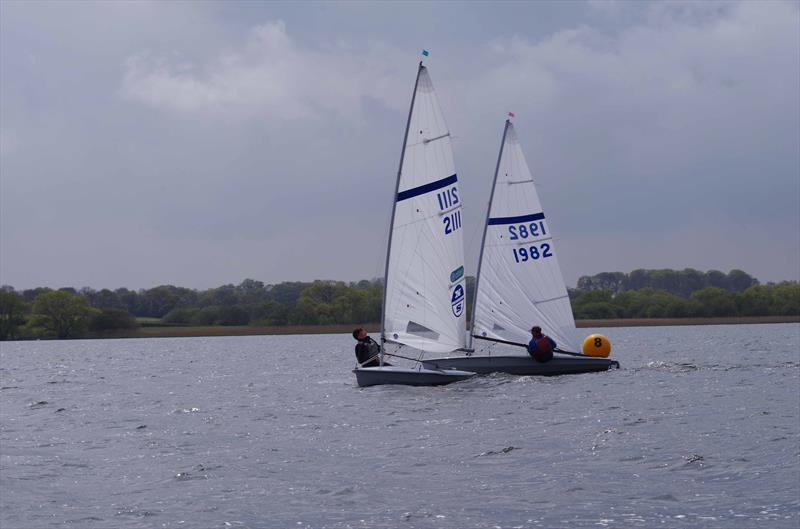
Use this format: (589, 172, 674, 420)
(437, 187, 462, 236)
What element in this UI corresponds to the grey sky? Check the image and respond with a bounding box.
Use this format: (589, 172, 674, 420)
(1, 0, 798, 290)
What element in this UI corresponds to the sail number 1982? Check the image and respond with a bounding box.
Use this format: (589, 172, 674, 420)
(508, 221, 546, 240)
(513, 244, 552, 263)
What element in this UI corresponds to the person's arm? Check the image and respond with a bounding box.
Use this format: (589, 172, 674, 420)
(548, 337, 557, 350)
(355, 343, 367, 363)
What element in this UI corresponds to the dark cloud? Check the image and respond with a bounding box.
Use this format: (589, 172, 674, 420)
(1, 1, 797, 290)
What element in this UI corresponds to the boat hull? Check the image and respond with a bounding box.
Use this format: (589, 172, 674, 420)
(353, 365, 475, 387)
(421, 355, 617, 376)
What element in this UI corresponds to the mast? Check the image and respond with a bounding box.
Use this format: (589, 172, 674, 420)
(380, 61, 425, 361)
(468, 119, 511, 349)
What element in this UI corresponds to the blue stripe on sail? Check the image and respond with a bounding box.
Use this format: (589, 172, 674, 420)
(488, 212, 545, 225)
(397, 174, 457, 202)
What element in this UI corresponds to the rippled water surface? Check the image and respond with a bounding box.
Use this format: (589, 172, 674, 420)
(1, 324, 798, 528)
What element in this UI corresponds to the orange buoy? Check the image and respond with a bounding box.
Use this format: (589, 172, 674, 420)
(582, 334, 611, 357)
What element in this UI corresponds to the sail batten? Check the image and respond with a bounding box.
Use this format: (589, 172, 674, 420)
(472, 121, 577, 351)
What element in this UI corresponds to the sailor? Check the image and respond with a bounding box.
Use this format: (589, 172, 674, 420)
(528, 326, 556, 363)
(352, 328, 390, 367)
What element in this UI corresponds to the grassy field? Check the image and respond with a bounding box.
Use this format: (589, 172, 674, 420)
(90, 316, 799, 339)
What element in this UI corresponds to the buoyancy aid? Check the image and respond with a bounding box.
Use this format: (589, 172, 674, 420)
(534, 336, 554, 354)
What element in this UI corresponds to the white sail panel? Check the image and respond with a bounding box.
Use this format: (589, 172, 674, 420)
(472, 122, 577, 350)
(383, 66, 467, 353)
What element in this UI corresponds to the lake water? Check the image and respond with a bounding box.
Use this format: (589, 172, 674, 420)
(1, 324, 798, 529)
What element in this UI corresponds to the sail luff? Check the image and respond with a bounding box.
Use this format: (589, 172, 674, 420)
(469, 119, 510, 349)
(380, 61, 424, 360)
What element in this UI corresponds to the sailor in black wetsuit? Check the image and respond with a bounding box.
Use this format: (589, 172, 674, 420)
(352, 328, 390, 367)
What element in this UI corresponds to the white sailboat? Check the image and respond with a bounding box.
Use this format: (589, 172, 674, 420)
(353, 61, 475, 387)
(423, 118, 618, 375)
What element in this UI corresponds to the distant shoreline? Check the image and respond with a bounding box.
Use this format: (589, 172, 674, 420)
(84, 316, 800, 340)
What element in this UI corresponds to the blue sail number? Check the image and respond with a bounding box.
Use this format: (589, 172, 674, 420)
(443, 209, 462, 235)
(438, 186, 462, 236)
(512, 243, 553, 263)
(508, 221, 546, 240)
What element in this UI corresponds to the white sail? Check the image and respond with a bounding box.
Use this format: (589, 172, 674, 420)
(472, 121, 576, 350)
(382, 65, 467, 354)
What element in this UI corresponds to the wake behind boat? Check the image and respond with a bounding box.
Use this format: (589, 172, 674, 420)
(423, 117, 619, 376)
(352, 58, 476, 387)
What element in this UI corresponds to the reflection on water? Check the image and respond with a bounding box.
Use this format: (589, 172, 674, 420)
(1, 324, 798, 528)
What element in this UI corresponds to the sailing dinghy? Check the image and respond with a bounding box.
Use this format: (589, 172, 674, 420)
(353, 61, 475, 387)
(423, 119, 618, 376)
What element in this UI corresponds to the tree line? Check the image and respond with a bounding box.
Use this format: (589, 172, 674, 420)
(0, 269, 797, 340)
(569, 268, 798, 319)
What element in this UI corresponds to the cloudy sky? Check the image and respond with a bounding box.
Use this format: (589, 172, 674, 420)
(1, 0, 798, 290)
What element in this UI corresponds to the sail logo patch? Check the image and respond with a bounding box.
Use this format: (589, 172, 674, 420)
(451, 284, 465, 318)
(450, 265, 464, 283)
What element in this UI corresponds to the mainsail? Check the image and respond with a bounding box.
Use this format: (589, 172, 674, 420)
(381, 64, 467, 354)
(471, 120, 577, 350)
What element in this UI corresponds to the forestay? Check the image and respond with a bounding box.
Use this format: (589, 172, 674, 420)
(471, 121, 576, 350)
(382, 65, 467, 354)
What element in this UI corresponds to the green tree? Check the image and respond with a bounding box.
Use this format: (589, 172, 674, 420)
(0, 290, 28, 340)
(705, 270, 728, 290)
(267, 282, 309, 306)
(31, 291, 98, 339)
(137, 285, 193, 317)
(677, 268, 706, 297)
(739, 285, 774, 316)
(216, 305, 250, 326)
(89, 308, 138, 331)
(85, 288, 122, 309)
(236, 279, 267, 304)
(198, 285, 237, 307)
(773, 282, 800, 315)
(689, 287, 738, 317)
(250, 301, 290, 326)
(21, 287, 52, 303)
(626, 269, 649, 291)
(577, 302, 619, 319)
(727, 269, 758, 292)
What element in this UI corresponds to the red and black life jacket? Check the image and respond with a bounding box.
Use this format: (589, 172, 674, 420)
(534, 335, 553, 354)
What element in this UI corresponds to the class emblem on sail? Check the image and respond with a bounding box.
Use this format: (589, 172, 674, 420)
(450, 265, 464, 283)
(451, 283, 465, 317)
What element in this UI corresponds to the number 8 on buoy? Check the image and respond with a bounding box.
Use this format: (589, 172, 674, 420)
(582, 334, 611, 357)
